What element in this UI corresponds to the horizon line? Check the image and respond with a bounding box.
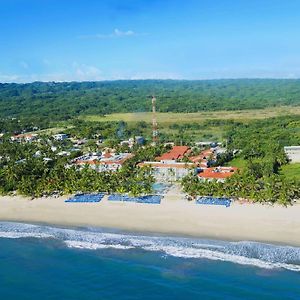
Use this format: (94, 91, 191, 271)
(1, 77, 300, 84)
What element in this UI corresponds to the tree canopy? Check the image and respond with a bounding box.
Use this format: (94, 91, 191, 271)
(1, 79, 300, 120)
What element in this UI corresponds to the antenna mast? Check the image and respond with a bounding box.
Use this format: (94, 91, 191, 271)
(152, 95, 158, 145)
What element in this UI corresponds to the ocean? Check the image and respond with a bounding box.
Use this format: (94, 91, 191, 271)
(0, 222, 299, 299)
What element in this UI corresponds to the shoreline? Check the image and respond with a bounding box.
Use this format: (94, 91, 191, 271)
(0, 194, 300, 247)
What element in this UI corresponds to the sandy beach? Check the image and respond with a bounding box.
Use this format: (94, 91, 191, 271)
(0, 189, 300, 246)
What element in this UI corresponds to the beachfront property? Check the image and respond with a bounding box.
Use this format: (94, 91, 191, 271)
(189, 148, 217, 168)
(138, 145, 235, 182)
(138, 146, 194, 181)
(284, 146, 300, 163)
(72, 151, 133, 172)
(10, 133, 38, 143)
(197, 166, 238, 182)
(139, 161, 196, 181)
(138, 146, 216, 181)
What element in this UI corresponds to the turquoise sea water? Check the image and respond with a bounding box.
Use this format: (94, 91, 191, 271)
(0, 222, 299, 299)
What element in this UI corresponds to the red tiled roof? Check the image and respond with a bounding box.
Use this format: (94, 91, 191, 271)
(189, 154, 204, 163)
(201, 149, 213, 157)
(156, 146, 190, 161)
(103, 152, 112, 158)
(198, 167, 238, 179)
(188, 149, 214, 163)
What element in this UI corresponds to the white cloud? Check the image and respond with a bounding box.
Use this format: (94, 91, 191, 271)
(78, 28, 142, 39)
(0, 73, 20, 82)
(0, 63, 104, 83)
(72, 62, 103, 81)
(2, 64, 300, 83)
(113, 28, 135, 37)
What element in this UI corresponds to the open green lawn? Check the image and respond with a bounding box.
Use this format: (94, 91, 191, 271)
(28, 124, 74, 135)
(280, 163, 300, 180)
(80, 106, 300, 124)
(226, 157, 247, 168)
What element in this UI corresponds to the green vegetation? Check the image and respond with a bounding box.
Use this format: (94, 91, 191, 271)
(1, 79, 300, 121)
(82, 106, 300, 124)
(0, 139, 159, 198)
(0, 80, 299, 204)
(281, 164, 300, 180)
(182, 116, 300, 205)
(182, 172, 300, 206)
(225, 157, 247, 168)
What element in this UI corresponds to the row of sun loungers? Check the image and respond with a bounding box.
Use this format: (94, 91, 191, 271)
(65, 193, 105, 203)
(108, 194, 161, 204)
(65, 193, 230, 206)
(196, 196, 231, 207)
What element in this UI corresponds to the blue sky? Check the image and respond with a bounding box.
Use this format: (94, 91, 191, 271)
(1, 0, 300, 82)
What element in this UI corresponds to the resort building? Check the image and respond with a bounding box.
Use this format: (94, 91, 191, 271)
(189, 148, 217, 167)
(284, 146, 300, 163)
(197, 166, 238, 182)
(138, 145, 229, 182)
(156, 145, 190, 162)
(10, 133, 38, 143)
(138, 161, 195, 181)
(138, 146, 194, 181)
(72, 152, 133, 172)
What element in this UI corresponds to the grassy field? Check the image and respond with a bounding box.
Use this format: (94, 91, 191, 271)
(81, 106, 300, 124)
(280, 163, 300, 180)
(225, 157, 247, 168)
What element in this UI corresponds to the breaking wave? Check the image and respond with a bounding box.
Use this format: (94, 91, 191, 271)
(0, 222, 300, 272)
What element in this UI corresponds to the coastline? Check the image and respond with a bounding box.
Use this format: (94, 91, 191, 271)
(0, 194, 300, 247)
(0, 194, 300, 246)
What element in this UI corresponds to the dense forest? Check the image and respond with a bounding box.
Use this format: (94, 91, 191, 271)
(1, 79, 300, 120)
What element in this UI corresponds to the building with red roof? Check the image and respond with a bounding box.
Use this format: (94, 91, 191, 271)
(156, 146, 190, 162)
(198, 167, 238, 182)
(137, 146, 194, 181)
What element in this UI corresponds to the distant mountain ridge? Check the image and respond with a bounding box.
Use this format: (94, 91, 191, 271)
(0, 79, 300, 120)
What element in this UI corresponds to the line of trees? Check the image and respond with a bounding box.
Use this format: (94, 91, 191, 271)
(0, 159, 155, 198)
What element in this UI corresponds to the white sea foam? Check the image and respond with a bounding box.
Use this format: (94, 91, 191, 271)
(0, 221, 299, 272)
(0, 231, 53, 239)
(65, 240, 134, 250)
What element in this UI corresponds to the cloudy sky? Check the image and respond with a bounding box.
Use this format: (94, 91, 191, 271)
(1, 0, 300, 82)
